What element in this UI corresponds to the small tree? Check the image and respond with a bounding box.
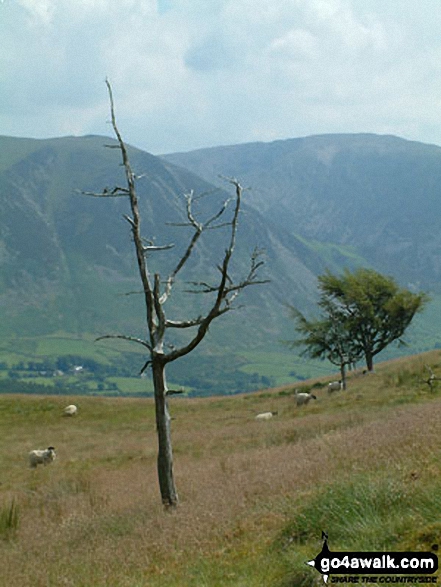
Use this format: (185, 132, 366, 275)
(291, 268, 428, 376)
(87, 81, 267, 507)
(287, 298, 362, 389)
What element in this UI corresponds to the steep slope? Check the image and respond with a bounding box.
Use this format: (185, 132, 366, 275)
(0, 134, 337, 351)
(164, 133, 441, 290)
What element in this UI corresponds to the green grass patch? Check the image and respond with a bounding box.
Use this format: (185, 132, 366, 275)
(239, 351, 334, 385)
(0, 499, 20, 541)
(278, 474, 441, 551)
(107, 377, 154, 394)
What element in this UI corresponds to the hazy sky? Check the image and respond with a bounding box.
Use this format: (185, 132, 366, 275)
(2, 0, 441, 153)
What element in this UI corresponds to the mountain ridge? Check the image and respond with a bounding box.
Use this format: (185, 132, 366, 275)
(163, 132, 441, 291)
(1, 132, 440, 391)
(0, 134, 328, 346)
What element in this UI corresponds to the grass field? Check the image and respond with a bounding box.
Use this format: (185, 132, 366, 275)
(0, 351, 440, 586)
(0, 333, 118, 366)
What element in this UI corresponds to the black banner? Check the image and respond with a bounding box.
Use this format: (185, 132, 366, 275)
(307, 533, 438, 583)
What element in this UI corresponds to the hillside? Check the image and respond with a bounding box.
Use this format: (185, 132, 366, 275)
(1, 350, 440, 586)
(1, 133, 441, 395)
(1, 134, 353, 393)
(0, 134, 332, 341)
(164, 133, 441, 291)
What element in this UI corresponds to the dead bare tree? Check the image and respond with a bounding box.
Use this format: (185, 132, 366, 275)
(88, 80, 267, 507)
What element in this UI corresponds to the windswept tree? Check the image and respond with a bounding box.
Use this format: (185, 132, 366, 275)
(87, 81, 268, 507)
(287, 298, 362, 389)
(289, 268, 428, 378)
(319, 268, 428, 371)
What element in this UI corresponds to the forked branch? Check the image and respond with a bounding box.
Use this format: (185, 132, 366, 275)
(159, 190, 234, 305)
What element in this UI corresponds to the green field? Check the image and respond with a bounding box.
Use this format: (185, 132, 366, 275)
(0, 335, 303, 396)
(239, 350, 332, 385)
(0, 333, 123, 366)
(0, 350, 440, 586)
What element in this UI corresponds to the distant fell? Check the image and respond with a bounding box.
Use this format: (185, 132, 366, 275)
(164, 133, 441, 290)
(1, 133, 440, 393)
(0, 134, 333, 348)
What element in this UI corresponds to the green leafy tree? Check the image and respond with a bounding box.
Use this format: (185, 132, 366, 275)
(288, 297, 362, 388)
(318, 268, 428, 371)
(289, 268, 428, 378)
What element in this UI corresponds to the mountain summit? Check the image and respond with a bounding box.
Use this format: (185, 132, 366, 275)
(164, 133, 441, 290)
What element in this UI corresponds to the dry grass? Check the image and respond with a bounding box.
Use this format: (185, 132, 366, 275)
(1, 351, 441, 586)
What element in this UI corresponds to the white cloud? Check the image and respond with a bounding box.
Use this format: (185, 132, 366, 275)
(16, 0, 55, 25)
(269, 29, 319, 60)
(1, 0, 441, 152)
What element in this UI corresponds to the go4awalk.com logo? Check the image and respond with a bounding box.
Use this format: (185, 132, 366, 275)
(307, 533, 438, 584)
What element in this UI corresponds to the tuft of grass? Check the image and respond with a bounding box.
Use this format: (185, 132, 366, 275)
(278, 474, 441, 550)
(0, 499, 20, 540)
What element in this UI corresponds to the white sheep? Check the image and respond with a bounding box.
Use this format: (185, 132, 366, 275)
(29, 447, 56, 469)
(328, 380, 343, 393)
(295, 390, 317, 406)
(63, 404, 78, 417)
(255, 411, 278, 421)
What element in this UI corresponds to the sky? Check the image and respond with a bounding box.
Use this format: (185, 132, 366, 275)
(1, 0, 441, 154)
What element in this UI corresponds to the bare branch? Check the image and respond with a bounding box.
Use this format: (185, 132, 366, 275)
(139, 360, 152, 375)
(160, 224, 202, 304)
(161, 181, 245, 363)
(165, 221, 195, 227)
(184, 190, 202, 230)
(105, 79, 156, 342)
(205, 221, 233, 231)
(192, 187, 222, 202)
(96, 334, 152, 351)
(221, 248, 270, 296)
(204, 197, 234, 228)
(165, 316, 205, 329)
(143, 244, 175, 253)
(82, 186, 130, 198)
(142, 239, 175, 254)
(165, 389, 185, 396)
(184, 281, 218, 294)
(123, 214, 136, 228)
(218, 175, 251, 193)
(159, 187, 237, 306)
(217, 264, 233, 284)
(154, 273, 166, 337)
(118, 290, 143, 297)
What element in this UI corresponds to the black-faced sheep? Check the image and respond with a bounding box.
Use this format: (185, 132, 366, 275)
(255, 411, 278, 421)
(328, 380, 343, 393)
(29, 447, 56, 468)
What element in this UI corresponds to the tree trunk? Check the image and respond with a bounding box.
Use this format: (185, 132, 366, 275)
(152, 357, 178, 507)
(365, 350, 374, 372)
(340, 363, 347, 390)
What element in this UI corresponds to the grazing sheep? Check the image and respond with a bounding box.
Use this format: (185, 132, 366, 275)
(63, 404, 78, 417)
(328, 380, 343, 393)
(255, 411, 278, 421)
(295, 390, 317, 406)
(29, 447, 56, 469)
